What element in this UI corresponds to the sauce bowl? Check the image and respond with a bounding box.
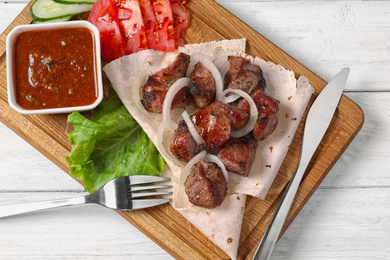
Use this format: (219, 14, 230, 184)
(6, 21, 103, 114)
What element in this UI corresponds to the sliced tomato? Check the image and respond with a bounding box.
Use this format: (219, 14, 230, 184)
(88, 0, 126, 61)
(115, 0, 149, 54)
(89, 0, 192, 61)
(139, 0, 157, 49)
(148, 0, 176, 51)
(140, 0, 177, 51)
(171, 2, 191, 47)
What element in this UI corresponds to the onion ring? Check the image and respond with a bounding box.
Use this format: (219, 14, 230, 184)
(189, 52, 223, 99)
(204, 154, 229, 182)
(180, 150, 207, 184)
(157, 122, 186, 167)
(181, 110, 204, 146)
(218, 88, 258, 138)
(162, 77, 191, 131)
(219, 60, 230, 82)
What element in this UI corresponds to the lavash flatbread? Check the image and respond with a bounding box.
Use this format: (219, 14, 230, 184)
(103, 39, 313, 259)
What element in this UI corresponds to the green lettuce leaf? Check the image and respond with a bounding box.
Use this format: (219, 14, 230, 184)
(66, 90, 165, 193)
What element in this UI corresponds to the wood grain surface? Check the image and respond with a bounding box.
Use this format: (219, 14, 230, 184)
(0, 0, 364, 259)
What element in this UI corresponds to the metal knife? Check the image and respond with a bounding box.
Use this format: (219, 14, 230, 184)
(252, 67, 350, 260)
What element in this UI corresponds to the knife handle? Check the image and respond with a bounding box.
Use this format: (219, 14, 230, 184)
(252, 157, 310, 260)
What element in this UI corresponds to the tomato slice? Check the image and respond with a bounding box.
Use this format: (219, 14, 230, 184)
(115, 0, 149, 54)
(89, 0, 192, 61)
(147, 0, 176, 51)
(139, 0, 157, 49)
(171, 2, 191, 47)
(88, 0, 126, 61)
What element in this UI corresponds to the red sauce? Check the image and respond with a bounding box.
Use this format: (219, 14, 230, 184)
(13, 27, 98, 110)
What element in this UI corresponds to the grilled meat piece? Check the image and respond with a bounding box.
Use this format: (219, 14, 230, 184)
(142, 78, 191, 113)
(191, 104, 231, 150)
(170, 101, 249, 161)
(141, 82, 191, 113)
(217, 135, 258, 176)
(253, 115, 278, 141)
(170, 120, 203, 162)
(185, 160, 227, 208)
(151, 52, 191, 85)
(225, 103, 251, 131)
(190, 101, 249, 149)
(237, 90, 279, 140)
(141, 52, 191, 112)
(224, 56, 266, 95)
(190, 62, 216, 109)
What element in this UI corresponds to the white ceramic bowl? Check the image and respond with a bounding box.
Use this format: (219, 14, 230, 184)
(6, 21, 103, 114)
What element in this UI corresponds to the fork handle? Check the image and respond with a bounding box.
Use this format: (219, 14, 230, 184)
(0, 196, 86, 218)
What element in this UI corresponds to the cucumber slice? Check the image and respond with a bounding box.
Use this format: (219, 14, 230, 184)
(33, 15, 73, 23)
(53, 0, 97, 5)
(30, 0, 92, 21)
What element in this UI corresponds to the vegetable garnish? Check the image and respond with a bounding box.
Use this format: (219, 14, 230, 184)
(218, 89, 259, 138)
(30, 0, 192, 61)
(88, 0, 192, 61)
(66, 90, 166, 193)
(31, 0, 95, 23)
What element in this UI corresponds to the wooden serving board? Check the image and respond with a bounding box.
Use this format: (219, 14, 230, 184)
(0, 0, 364, 259)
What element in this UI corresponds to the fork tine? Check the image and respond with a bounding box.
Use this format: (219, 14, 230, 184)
(127, 176, 170, 185)
(130, 190, 173, 198)
(130, 198, 171, 210)
(130, 184, 171, 192)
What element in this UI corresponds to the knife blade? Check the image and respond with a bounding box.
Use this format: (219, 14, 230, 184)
(252, 67, 350, 260)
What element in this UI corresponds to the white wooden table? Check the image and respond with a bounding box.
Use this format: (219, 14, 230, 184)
(1, 1, 390, 259)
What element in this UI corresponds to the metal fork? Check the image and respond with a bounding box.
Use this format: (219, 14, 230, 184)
(0, 176, 171, 218)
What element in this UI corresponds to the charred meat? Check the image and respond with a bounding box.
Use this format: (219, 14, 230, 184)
(217, 135, 258, 176)
(185, 160, 227, 208)
(150, 52, 190, 85)
(138, 52, 283, 209)
(190, 101, 249, 150)
(141, 53, 191, 112)
(190, 62, 216, 109)
(170, 101, 250, 160)
(170, 120, 203, 162)
(189, 101, 231, 150)
(224, 56, 266, 95)
(253, 115, 278, 141)
(237, 90, 279, 140)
